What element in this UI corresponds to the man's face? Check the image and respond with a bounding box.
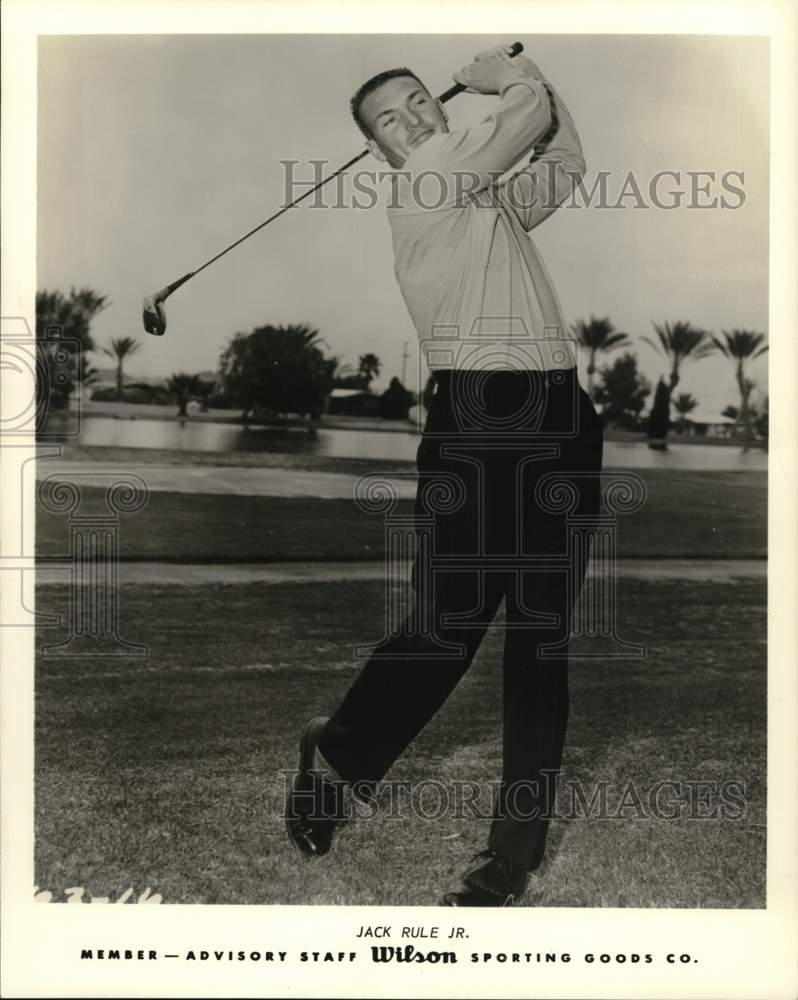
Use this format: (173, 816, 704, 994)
(360, 76, 448, 167)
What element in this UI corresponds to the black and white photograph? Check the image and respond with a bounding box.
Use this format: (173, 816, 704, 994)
(2, 2, 796, 998)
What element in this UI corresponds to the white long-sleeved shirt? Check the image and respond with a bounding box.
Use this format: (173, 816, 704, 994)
(387, 73, 585, 372)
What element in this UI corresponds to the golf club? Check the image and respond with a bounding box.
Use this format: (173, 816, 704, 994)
(142, 42, 524, 336)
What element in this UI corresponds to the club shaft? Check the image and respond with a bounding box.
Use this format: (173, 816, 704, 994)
(191, 147, 369, 281)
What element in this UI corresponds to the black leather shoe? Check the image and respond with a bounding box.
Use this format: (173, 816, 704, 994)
(442, 850, 530, 907)
(285, 716, 344, 857)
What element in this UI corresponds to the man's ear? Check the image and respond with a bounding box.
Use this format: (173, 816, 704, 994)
(366, 137, 387, 163)
(437, 99, 449, 123)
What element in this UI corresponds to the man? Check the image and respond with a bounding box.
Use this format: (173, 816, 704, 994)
(287, 44, 603, 906)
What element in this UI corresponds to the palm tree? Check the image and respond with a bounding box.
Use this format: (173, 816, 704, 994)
(166, 373, 200, 417)
(219, 324, 335, 420)
(69, 287, 109, 322)
(101, 336, 142, 398)
(711, 329, 768, 442)
(357, 353, 381, 388)
(570, 317, 630, 396)
(642, 321, 716, 392)
(35, 287, 108, 418)
(673, 392, 698, 433)
(641, 321, 715, 447)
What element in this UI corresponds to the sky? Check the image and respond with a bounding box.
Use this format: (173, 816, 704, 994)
(37, 33, 770, 414)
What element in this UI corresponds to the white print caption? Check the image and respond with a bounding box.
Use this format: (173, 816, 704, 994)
(34, 885, 162, 904)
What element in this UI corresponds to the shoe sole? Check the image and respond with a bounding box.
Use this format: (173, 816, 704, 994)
(285, 715, 330, 856)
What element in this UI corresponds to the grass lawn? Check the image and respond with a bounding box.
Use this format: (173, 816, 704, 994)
(35, 576, 766, 907)
(36, 469, 766, 562)
(48, 441, 415, 476)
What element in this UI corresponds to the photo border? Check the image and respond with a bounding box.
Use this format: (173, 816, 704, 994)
(2, 2, 796, 997)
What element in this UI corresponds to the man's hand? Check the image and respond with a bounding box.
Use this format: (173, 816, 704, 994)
(453, 45, 544, 95)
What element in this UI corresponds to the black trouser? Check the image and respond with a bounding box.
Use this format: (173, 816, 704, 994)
(318, 367, 604, 871)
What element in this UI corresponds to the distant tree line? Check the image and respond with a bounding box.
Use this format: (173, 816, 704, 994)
(34, 286, 768, 447)
(35, 287, 107, 426)
(573, 316, 768, 448)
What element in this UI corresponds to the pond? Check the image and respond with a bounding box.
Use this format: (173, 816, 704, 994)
(67, 415, 768, 472)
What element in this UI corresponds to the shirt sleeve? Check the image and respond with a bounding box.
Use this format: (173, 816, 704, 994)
(403, 74, 553, 198)
(493, 82, 586, 232)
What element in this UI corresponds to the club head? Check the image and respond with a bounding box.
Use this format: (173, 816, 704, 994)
(142, 294, 167, 336)
(141, 273, 194, 336)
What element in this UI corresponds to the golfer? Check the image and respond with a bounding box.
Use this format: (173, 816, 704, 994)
(287, 45, 604, 907)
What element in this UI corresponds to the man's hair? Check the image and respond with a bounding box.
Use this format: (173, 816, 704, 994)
(350, 68, 429, 139)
